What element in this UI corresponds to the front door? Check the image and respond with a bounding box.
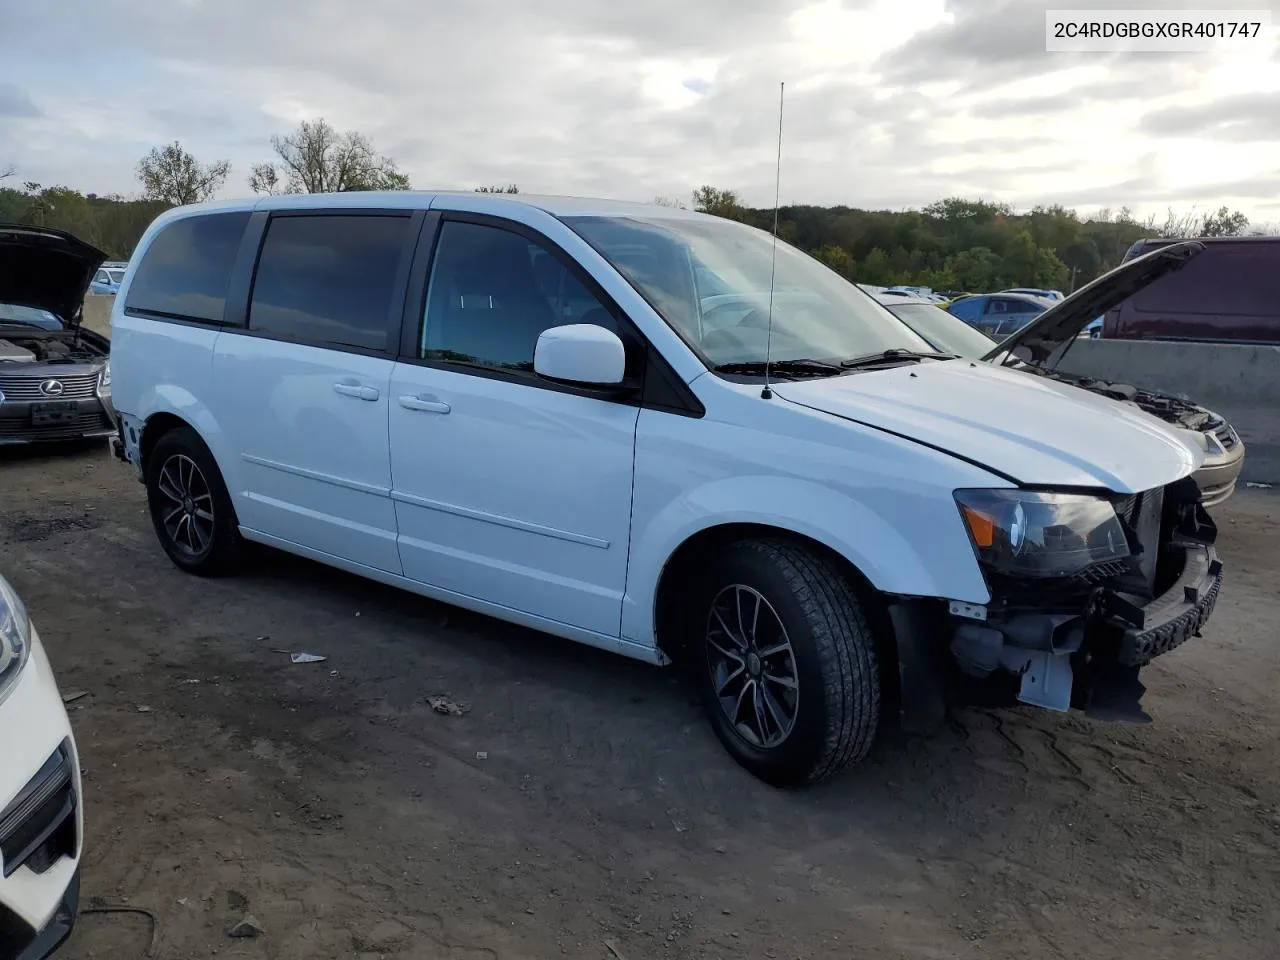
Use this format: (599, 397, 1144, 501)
(212, 211, 417, 574)
(388, 217, 639, 636)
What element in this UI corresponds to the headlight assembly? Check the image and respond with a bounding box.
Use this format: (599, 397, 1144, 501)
(0, 573, 31, 707)
(955, 489, 1131, 579)
(99, 359, 112, 393)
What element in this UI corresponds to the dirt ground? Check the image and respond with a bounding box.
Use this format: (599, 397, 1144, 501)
(3, 441, 1278, 960)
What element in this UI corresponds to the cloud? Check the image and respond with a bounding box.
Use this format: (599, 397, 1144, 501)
(0, 83, 41, 119)
(1142, 92, 1280, 142)
(2, 0, 1280, 222)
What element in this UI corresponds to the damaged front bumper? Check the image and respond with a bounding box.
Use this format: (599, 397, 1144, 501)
(892, 485, 1224, 727)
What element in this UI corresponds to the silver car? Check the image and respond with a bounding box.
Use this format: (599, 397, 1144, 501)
(0, 225, 114, 445)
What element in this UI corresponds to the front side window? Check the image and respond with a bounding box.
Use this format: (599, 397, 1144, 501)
(564, 214, 934, 370)
(249, 214, 411, 352)
(420, 220, 623, 372)
(125, 211, 251, 322)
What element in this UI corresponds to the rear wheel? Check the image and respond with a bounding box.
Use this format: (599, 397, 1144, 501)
(145, 426, 243, 576)
(690, 539, 881, 786)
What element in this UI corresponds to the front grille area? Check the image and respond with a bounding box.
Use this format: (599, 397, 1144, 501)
(0, 739, 78, 879)
(1214, 424, 1238, 450)
(0, 372, 100, 401)
(0, 411, 113, 441)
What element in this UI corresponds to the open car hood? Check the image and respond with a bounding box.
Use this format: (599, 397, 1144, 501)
(980, 240, 1204, 365)
(0, 224, 108, 328)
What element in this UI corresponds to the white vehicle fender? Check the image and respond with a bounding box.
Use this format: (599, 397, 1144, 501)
(620, 474, 992, 647)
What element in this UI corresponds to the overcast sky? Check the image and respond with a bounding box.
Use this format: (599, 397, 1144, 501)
(3, 0, 1279, 220)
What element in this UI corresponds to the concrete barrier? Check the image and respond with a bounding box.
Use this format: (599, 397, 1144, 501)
(82, 294, 113, 338)
(1056, 339, 1280, 485)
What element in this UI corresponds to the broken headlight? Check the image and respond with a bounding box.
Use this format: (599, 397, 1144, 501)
(0, 573, 31, 708)
(954, 489, 1130, 579)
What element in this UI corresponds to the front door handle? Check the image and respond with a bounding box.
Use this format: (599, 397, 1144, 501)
(334, 382, 380, 401)
(398, 394, 451, 414)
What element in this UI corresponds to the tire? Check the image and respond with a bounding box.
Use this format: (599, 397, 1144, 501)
(145, 426, 243, 577)
(690, 539, 881, 786)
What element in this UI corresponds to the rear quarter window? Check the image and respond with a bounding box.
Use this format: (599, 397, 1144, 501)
(1130, 244, 1274, 317)
(125, 212, 251, 323)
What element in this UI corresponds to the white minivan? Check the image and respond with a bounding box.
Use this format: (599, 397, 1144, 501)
(110, 193, 1222, 785)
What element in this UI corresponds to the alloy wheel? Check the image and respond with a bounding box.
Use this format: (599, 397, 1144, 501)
(705, 584, 800, 748)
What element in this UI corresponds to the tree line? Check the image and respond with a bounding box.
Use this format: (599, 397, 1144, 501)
(0, 125, 1256, 290)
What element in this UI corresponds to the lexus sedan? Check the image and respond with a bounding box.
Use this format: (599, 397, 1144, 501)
(0, 226, 114, 446)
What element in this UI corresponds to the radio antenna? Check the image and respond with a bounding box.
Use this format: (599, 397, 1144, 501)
(761, 81, 785, 400)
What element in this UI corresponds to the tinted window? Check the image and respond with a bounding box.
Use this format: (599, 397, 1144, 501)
(1130, 244, 1274, 317)
(420, 220, 621, 371)
(249, 214, 410, 352)
(125, 212, 251, 322)
(947, 297, 983, 320)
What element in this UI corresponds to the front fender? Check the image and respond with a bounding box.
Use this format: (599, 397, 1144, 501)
(620, 474, 991, 647)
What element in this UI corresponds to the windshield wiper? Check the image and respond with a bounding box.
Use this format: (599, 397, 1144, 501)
(839, 348, 957, 369)
(712, 359, 843, 378)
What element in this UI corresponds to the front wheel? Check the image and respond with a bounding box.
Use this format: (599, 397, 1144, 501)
(145, 426, 243, 577)
(691, 539, 881, 786)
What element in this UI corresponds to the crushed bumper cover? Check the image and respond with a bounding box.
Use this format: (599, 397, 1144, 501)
(1115, 545, 1222, 666)
(890, 543, 1224, 728)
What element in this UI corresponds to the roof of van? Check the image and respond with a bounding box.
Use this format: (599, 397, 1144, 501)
(1123, 234, 1279, 262)
(151, 191, 711, 221)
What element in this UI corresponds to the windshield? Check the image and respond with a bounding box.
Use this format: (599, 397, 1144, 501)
(564, 215, 934, 369)
(107, 269, 125, 283)
(884, 302, 998, 358)
(0, 302, 63, 330)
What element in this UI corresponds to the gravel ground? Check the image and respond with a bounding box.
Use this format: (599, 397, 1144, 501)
(3, 441, 1278, 959)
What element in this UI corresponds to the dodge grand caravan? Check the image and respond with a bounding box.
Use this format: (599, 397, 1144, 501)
(109, 193, 1223, 786)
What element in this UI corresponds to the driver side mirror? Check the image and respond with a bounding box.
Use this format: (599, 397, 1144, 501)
(534, 324, 627, 387)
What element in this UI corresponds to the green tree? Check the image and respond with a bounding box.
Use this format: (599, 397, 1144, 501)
(249, 118, 410, 194)
(855, 248, 893, 286)
(945, 247, 1002, 291)
(475, 184, 519, 194)
(1201, 205, 1249, 237)
(137, 141, 230, 206)
(812, 244, 854, 277)
(692, 185, 744, 220)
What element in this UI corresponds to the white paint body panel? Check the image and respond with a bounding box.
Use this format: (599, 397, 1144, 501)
(388, 363, 639, 636)
(0, 624, 83, 932)
(108, 193, 1205, 664)
(211, 335, 402, 574)
(773, 359, 1202, 492)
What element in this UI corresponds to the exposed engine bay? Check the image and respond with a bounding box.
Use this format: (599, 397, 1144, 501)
(0, 330, 107, 365)
(1026, 367, 1219, 433)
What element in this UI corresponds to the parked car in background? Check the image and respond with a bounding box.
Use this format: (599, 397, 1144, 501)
(1085, 317, 1103, 338)
(0, 225, 115, 445)
(88, 266, 126, 296)
(1002, 287, 1065, 301)
(946, 292, 1053, 338)
(874, 276, 1246, 506)
(112, 195, 1223, 785)
(0, 570, 84, 959)
(1104, 236, 1280, 343)
(870, 293, 1000, 355)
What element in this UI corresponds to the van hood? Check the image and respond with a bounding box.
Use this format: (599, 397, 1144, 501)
(981, 239, 1204, 365)
(773, 359, 1202, 492)
(0, 224, 107, 327)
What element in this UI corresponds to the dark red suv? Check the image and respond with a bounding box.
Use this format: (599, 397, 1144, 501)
(1103, 236, 1280, 343)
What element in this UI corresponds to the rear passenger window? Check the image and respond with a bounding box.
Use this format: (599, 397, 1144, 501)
(249, 214, 411, 352)
(420, 220, 623, 371)
(125, 212, 250, 323)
